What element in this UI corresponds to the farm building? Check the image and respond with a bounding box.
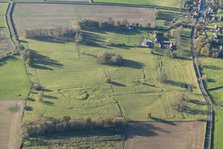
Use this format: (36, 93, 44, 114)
(159, 42, 177, 51)
(141, 38, 155, 48)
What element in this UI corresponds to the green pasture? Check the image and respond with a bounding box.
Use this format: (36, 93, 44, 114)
(200, 57, 223, 149)
(214, 107, 223, 149)
(22, 28, 206, 122)
(0, 56, 31, 99)
(200, 58, 223, 103)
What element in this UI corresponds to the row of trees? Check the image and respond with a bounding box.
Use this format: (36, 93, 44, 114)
(23, 116, 126, 138)
(78, 18, 143, 30)
(25, 27, 76, 38)
(19, 46, 33, 67)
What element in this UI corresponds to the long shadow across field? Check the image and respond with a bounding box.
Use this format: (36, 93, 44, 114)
(27, 36, 73, 44)
(126, 122, 170, 139)
(122, 59, 144, 69)
(188, 99, 207, 106)
(176, 104, 207, 115)
(31, 50, 63, 70)
(162, 80, 188, 88)
(151, 117, 176, 125)
(110, 81, 126, 87)
(207, 86, 223, 91)
(82, 31, 107, 48)
(0, 56, 17, 67)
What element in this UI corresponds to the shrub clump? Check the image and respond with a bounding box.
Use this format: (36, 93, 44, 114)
(97, 51, 123, 65)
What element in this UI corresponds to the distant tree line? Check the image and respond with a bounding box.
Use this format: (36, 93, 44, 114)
(23, 116, 127, 138)
(78, 18, 143, 30)
(25, 27, 76, 38)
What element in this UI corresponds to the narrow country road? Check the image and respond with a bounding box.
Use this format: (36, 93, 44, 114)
(191, 0, 213, 148)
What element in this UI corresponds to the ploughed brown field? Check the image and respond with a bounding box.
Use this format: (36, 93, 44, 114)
(12, 3, 156, 35)
(0, 100, 24, 149)
(125, 121, 205, 149)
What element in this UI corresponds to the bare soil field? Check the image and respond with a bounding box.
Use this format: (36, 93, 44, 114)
(0, 100, 24, 149)
(0, 28, 15, 57)
(12, 3, 156, 35)
(125, 121, 205, 149)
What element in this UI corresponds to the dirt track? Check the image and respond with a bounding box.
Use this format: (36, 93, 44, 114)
(0, 100, 24, 149)
(125, 121, 205, 149)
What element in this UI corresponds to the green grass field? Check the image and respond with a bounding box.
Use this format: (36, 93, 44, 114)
(200, 58, 223, 104)
(200, 58, 223, 149)
(22, 28, 206, 122)
(200, 13, 223, 149)
(0, 56, 31, 99)
(0, 3, 8, 28)
(214, 107, 223, 149)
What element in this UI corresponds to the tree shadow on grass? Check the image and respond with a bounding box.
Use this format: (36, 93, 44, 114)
(162, 80, 188, 88)
(122, 59, 144, 69)
(188, 99, 206, 106)
(28, 36, 72, 44)
(27, 97, 36, 102)
(152, 51, 165, 57)
(108, 44, 141, 50)
(43, 101, 54, 106)
(24, 106, 33, 111)
(207, 86, 223, 91)
(110, 81, 126, 87)
(40, 88, 53, 92)
(126, 122, 169, 139)
(151, 117, 176, 126)
(82, 53, 97, 58)
(43, 95, 58, 99)
(82, 31, 107, 48)
(207, 78, 216, 83)
(176, 104, 207, 115)
(141, 82, 156, 88)
(0, 56, 17, 67)
(31, 50, 63, 70)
